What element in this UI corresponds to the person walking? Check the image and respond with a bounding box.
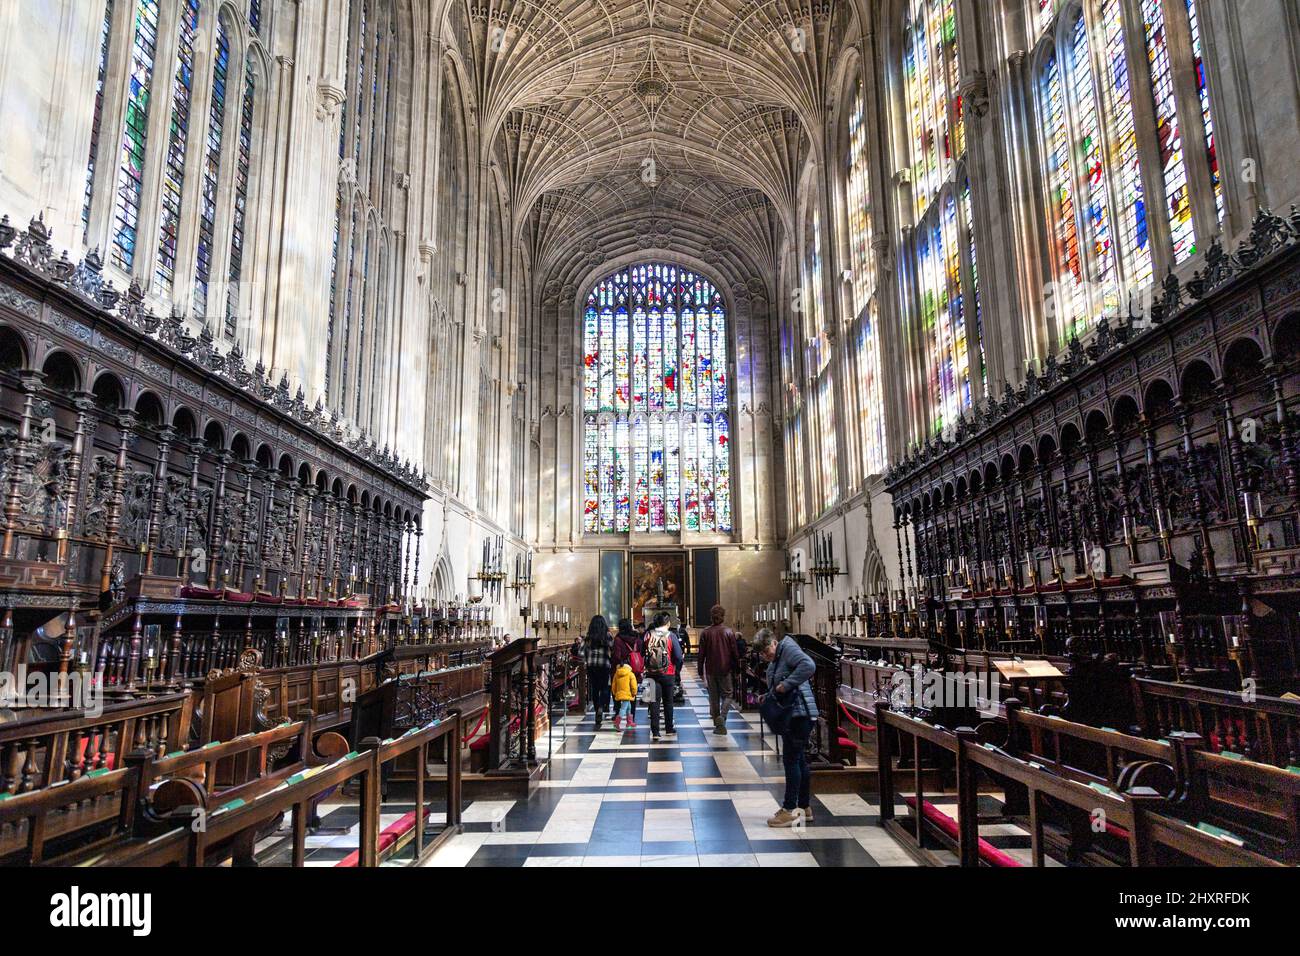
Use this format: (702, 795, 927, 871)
(673, 620, 690, 704)
(643, 611, 681, 741)
(582, 615, 614, 731)
(697, 605, 739, 735)
(612, 618, 643, 727)
(753, 629, 818, 826)
(610, 659, 638, 731)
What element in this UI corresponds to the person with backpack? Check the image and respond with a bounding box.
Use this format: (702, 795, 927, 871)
(697, 604, 739, 735)
(673, 620, 690, 704)
(582, 615, 614, 731)
(612, 618, 643, 727)
(643, 611, 681, 741)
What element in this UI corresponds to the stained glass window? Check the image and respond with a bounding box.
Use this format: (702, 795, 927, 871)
(1070, 9, 1119, 323)
(83, 0, 115, 230)
(961, 179, 987, 394)
(1101, 0, 1152, 293)
(194, 18, 230, 316)
(904, 0, 960, 219)
(1041, 50, 1083, 327)
(155, 0, 199, 289)
(111, 0, 160, 270)
(225, 59, 256, 337)
(799, 202, 836, 513)
(1185, 0, 1223, 224)
(904, 0, 977, 438)
(582, 264, 732, 534)
(844, 77, 889, 478)
(846, 79, 875, 317)
(1037, 0, 1055, 32)
(1036, 0, 1218, 340)
(1142, 0, 1193, 263)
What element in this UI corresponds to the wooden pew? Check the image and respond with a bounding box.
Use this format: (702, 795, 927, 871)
(1003, 699, 1179, 797)
(0, 713, 344, 865)
(0, 765, 144, 865)
(335, 712, 465, 867)
(874, 701, 1285, 867)
(1167, 735, 1300, 864)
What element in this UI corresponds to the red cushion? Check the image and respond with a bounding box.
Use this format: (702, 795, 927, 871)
(1105, 821, 1130, 839)
(903, 796, 1022, 867)
(180, 585, 221, 599)
(76, 736, 117, 770)
(468, 735, 489, 752)
(334, 810, 425, 867)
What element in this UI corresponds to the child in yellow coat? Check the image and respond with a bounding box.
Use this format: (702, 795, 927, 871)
(610, 662, 638, 731)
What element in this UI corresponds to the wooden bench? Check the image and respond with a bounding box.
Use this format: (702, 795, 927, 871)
(875, 701, 1285, 867)
(335, 711, 465, 867)
(0, 765, 145, 865)
(1165, 736, 1300, 864)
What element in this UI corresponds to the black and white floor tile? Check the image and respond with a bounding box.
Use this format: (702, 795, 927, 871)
(244, 672, 1041, 867)
(416, 672, 921, 868)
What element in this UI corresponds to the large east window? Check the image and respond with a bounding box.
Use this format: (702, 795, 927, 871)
(582, 264, 732, 535)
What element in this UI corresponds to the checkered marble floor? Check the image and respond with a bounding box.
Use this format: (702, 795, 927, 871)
(416, 671, 922, 868)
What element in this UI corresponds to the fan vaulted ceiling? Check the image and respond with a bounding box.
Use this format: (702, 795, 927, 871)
(444, 0, 861, 288)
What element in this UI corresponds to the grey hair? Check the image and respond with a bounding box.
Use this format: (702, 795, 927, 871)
(752, 628, 778, 651)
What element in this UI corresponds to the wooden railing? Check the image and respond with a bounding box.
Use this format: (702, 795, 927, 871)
(0, 691, 192, 796)
(1132, 676, 1300, 767)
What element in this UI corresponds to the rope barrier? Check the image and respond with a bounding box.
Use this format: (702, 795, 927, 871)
(838, 698, 877, 734)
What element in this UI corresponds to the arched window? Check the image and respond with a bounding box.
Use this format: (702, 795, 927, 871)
(801, 203, 838, 512)
(847, 75, 889, 481)
(193, 15, 231, 317)
(582, 264, 732, 535)
(902, 0, 982, 437)
(326, 0, 398, 430)
(155, 0, 200, 291)
(82, 0, 116, 230)
(81, 1, 269, 335)
(224, 56, 258, 337)
(1032, 0, 1223, 335)
(111, 0, 161, 271)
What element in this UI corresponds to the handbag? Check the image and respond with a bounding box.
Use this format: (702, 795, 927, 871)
(760, 686, 795, 736)
(639, 677, 658, 704)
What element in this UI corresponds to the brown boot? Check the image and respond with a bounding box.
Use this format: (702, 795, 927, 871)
(798, 805, 813, 823)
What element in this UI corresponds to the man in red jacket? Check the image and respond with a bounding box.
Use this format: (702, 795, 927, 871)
(697, 604, 739, 736)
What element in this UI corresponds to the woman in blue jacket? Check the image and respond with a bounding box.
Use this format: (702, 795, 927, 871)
(754, 629, 818, 827)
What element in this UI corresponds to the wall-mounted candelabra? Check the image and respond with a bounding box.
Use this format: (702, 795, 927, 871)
(510, 551, 535, 639)
(809, 530, 843, 598)
(475, 534, 506, 603)
(780, 551, 806, 631)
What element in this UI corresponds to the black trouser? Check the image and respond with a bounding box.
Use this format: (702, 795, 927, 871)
(781, 715, 813, 811)
(647, 673, 675, 736)
(587, 665, 610, 720)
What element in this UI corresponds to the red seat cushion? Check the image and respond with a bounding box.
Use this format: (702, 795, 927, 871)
(76, 736, 116, 770)
(903, 796, 1022, 867)
(334, 809, 426, 867)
